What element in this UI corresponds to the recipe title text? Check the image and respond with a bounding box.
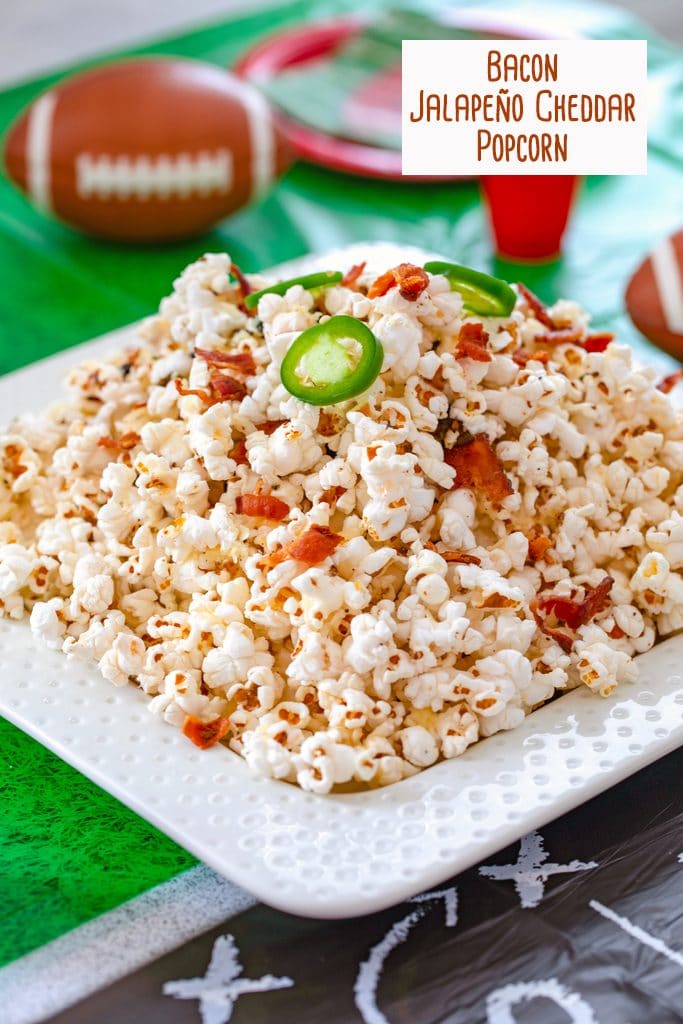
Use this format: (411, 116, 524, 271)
(402, 40, 647, 176)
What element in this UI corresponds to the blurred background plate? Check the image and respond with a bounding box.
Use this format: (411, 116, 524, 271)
(235, 9, 573, 180)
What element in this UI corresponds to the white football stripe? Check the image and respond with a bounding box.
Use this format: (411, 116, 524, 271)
(240, 82, 276, 199)
(652, 237, 683, 335)
(76, 149, 234, 201)
(26, 91, 56, 211)
(0, 864, 255, 1024)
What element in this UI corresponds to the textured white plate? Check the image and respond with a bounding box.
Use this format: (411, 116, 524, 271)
(1, 242, 682, 919)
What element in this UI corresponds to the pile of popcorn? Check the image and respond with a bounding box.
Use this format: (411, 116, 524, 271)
(2, 252, 682, 793)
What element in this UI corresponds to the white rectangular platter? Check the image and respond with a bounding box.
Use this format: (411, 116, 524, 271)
(1, 242, 682, 919)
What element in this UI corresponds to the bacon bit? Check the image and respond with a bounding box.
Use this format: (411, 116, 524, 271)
(257, 419, 286, 435)
(195, 347, 256, 375)
(230, 438, 248, 465)
(527, 533, 552, 562)
(341, 261, 366, 289)
(175, 379, 212, 402)
(444, 436, 513, 504)
(395, 263, 430, 301)
(535, 326, 583, 346)
(319, 485, 347, 506)
(278, 524, 344, 573)
(512, 348, 550, 366)
(230, 261, 252, 307)
(367, 263, 429, 302)
(182, 715, 230, 750)
(583, 332, 614, 353)
(538, 575, 614, 632)
(264, 525, 343, 570)
(236, 493, 290, 521)
(441, 550, 481, 565)
(657, 369, 683, 394)
(367, 269, 395, 299)
(455, 322, 491, 362)
(534, 328, 615, 353)
(537, 617, 574, 653)
(517, 283, 554, 328)
(175, 373, 246, 405)
(209, 372, 247, 401)
(97, 431, 141, 452)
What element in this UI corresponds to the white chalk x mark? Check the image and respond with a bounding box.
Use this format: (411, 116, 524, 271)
(479, 830, 597, 908)
(163, 933, 293, 1024)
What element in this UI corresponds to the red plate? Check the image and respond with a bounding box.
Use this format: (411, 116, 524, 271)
(234, 14, 570, 181)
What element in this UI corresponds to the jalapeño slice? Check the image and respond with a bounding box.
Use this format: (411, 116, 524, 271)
(424, 261, 516, 317)
(244, 271, 343, 311)
(280, 316, 384, 406)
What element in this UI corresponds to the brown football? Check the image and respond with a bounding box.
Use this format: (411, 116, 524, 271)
(2, 58, 291, 242)
(625, 229, 683, 360)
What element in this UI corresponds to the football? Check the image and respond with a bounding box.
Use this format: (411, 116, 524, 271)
(2, 58, 291, 242)
(625, 229, 683, 359)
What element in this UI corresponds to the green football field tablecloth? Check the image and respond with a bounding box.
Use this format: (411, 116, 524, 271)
(0, 0, 682, 969)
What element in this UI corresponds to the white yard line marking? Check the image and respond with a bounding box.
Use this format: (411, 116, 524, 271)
(26, 91, 56, 211)
(479, 830, 597, 908)
(354, 887, 458, 1024)
(590, 899, 683, 969)
(163, 933, 293, 1023)
(0, 865, 255, 1024)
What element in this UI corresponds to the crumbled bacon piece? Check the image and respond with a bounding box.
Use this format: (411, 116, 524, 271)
(230, 438, 248, 465)
(256, 419, 286, 435)
(444, 436, 513, 504)
(367, 263, 429, 301)
(538, 575, 614, 632)
(657, 369, 683, 394)
(440, 550, 481, 565)
(455, 322, 491, 362)
(367, 269, 395, 299)
(175, 380, 212, 402)
(341, 261, 366, 289)
(263, 525, 343, 569)
(236, 493, 290, 521)
(394, 263, 429, 301)
(583, 333, 614, 353)
(209, 372, 247, 401)
(534, 614, 574, 653)
(195, 347, 256, 375)
(517, 283, 554, 328)
(175, 374, 246, 405)
(527, 533, 552, 562)
(182, 714, 230, 750)
(97, 431, 141, 452)
(230, 261, 252, 304)
(512, 348, 550, 366)
(535, 326, 583, 346)
(533, 328, 614, 353)
(319, 485, 347, 506)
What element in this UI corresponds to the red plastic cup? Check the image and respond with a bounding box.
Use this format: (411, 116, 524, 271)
(481, 175, 579, 261)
